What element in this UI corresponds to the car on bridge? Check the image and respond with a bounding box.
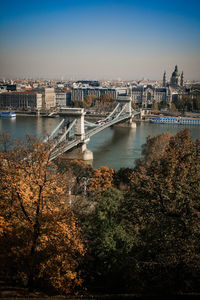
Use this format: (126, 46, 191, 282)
(95, 120, 104, 124)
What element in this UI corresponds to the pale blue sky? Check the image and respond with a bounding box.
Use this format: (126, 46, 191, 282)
(0, 0, 200, 80)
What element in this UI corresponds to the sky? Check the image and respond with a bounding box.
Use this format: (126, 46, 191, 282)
(0, 0, 200, 80)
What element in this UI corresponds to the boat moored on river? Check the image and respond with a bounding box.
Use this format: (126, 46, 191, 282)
(0, 111, 16, 118)
(150, 116, 200, 125)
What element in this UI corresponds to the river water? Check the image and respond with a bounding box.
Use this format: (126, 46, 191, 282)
(0, 116, 200, 170)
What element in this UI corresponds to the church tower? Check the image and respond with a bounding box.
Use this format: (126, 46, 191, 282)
(180, 71, 184, 86)
(163, 71, 166, 87)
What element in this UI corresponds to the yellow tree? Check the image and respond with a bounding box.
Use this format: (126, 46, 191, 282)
(84, 95, 94, 108)
(89, 166, 115, 192)
(131, 102, 138, 110)
(100, 93, 111, 104)
(0, 136, 85, 294)
(152, 100, 159, 112)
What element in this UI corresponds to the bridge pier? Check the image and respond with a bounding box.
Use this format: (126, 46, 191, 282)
(115, 95, 136, 128)
(61, 143, 93, 161)
(126, 118, 137, 128)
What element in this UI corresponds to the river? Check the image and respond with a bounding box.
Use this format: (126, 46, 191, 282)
(0, 116, 199, 170)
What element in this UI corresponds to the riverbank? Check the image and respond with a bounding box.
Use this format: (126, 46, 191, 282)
(9, 109, 200, 121)
(1, 283, 199, 300)
(1, 288, 199, 299)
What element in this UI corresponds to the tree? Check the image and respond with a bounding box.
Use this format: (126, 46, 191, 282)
(152, 100, 159, 111)
(182, 95, 193, 111)
(114, 167, 134, 191)
(0, 132, 13, 152)
(173, 95, 193, 112)
(135, 132, 172, 169)
(89, 166, 115, 192)
(56, 158, 93, 195)
(85, 94, 97, 107)
(81, 187, 137, 293)
(169, 102, 178, 115)
(100, 93, 113, 106)
(131, 102, 138, 110)
(193, 95, 200, 111)
(158, 100, 168, 110)
(0, 136, 85, 294)
(84, 95, 93, 108)
(125, 129, 200, 293)
(73, 99, 84, 108)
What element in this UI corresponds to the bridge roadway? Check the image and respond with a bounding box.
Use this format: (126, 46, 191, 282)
(85, 111, 138, 139)
(49, 109, 139, 161)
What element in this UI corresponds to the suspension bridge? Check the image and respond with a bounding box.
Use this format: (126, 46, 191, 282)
(44, 96, 142, 161)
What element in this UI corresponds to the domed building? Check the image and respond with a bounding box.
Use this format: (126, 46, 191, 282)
(162, 65, 184, 88)
(170, 65, 183, 87)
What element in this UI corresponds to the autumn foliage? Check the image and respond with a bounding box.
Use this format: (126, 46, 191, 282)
(89, 166, 114, 191)
(0, 136, 85, 294)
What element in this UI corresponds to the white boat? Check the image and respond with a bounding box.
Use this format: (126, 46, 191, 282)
(150, 117, 200, 125)
(0, 111, 16, 118)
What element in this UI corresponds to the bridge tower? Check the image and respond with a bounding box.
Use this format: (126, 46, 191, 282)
(58, 108, 93, 161)
(116, 95, 136, 128)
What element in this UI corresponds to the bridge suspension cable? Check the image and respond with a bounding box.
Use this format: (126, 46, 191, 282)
(50, 119, 77, 151)
(84, 120, 97, 128)
(114, 103, 128, 119)
(43, 118, 65, 142)
(105, 103, 120, 120)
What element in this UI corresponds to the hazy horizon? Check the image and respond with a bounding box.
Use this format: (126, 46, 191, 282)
(0, 0, 200, 81)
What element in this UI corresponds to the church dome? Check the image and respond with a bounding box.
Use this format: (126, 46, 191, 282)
(172, 65, 179, 77)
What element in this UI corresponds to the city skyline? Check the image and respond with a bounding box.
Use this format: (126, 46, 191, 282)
(0, 0, 200, 80)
